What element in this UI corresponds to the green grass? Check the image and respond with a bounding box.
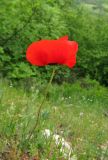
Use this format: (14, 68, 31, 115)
(0, 78, 108, 159)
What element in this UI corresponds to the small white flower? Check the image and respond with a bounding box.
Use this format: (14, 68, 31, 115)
(61, 97, 64, 101)
(43, 129, 51, 138)
(79, 112, 84, 116)
(53, 106, 58, 111)
(89, 99, 93, 102)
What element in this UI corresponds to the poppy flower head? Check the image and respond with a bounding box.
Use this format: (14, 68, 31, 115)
(26, 36, 78, 68)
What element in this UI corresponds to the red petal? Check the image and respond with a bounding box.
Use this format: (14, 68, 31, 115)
(26, 37, 78, 68)
(58, 35, 68, 41)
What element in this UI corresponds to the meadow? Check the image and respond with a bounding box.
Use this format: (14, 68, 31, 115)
(0, 78, 108, 159)
(0, 0, 108, 159)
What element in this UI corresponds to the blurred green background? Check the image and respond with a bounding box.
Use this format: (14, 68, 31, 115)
(0, 0, 108, 85)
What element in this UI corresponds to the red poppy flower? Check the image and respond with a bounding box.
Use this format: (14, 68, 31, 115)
(26, 36, 78, 68)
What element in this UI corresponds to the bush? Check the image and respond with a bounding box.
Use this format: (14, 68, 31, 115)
(0, 0, 108, 86)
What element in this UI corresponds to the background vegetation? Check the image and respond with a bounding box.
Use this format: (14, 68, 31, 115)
(0, 0, 108, 85)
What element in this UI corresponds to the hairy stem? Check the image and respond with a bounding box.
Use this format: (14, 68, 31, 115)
(27, 67, 56, 140)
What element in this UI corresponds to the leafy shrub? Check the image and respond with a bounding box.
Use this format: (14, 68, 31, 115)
(0, 0, 108, 85)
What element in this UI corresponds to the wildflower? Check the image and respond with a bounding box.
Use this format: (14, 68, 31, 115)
(26, 36, 78, 68)
(79, 112, 84, 117)
(43, 129, 51, 138)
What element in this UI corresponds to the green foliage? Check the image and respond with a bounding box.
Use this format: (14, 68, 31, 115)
(0, 0, 108, 85)
(64, 7, 108, 85)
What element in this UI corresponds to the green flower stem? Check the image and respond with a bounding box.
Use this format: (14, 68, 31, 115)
(27, 67, 56, 141)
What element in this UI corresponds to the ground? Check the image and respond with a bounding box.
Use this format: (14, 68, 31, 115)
(0, 78, 108, 159)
